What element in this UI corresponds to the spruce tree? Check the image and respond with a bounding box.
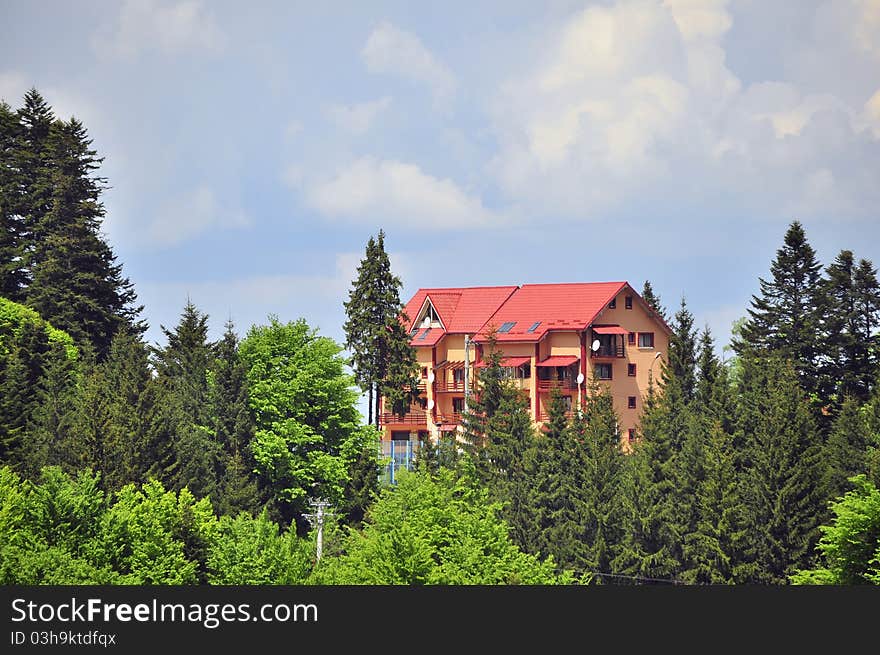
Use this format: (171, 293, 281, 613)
(0, 100, 27, 300)
(735, 354, 828, 583)
(734, 221, 824, 400)
(854, 259, 880, 398)
(0, 319, 51, 470)
(343, 229, 418, 428)
(641, 280, 667, 321)
(25, 118, 143, 359)
(154, 300, 220, 501)
(668, 297, 698, 402)
(823, 397, 870, 500)
(211, 319, 260, 516)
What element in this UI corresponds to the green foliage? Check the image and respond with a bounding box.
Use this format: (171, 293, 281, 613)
(207, 510, 313, 584)
(240, 316, 374, 524)
(791, 475, 880, 585)
(343, 229, 419, 427)
(313, 467, 569, 585)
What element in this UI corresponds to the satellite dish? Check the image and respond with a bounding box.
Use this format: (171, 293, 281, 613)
(427, 371, 435, 383)
(576, 372, 585, 385)
(591, 339, 601, 352)
(427, 399, 435, 410)
(421, 316, 431, 328)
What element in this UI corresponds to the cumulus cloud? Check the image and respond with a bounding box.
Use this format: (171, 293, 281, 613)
(92, 0, 225, 59)
(326, 96, 392, 134)
(147, 185, 250, 247)
(306, 157, 499, 230)
(486, 0, 880, 222)
(362, 22, 456, 104)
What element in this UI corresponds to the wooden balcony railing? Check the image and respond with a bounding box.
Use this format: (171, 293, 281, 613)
(380, 410, 428, 426)
(537, 379, 577, 392)
(590, 344, 625, 358)
(435, 413, 463, 425)
(435, 380, 466, 392)
(539, 411, 574, 422)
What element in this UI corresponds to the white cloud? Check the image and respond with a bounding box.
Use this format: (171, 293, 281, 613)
(326, 96, 392, 134)
(306, 157, 499, 230)
(147, 185, 250, 247)
(486, 0, 880, 222)
(93, 0, 225, 59)
(361, 22, 456, 104)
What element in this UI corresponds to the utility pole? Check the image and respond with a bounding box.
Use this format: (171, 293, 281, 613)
(304, 498, 332, 563)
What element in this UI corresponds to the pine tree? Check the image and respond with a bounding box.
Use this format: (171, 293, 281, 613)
(734, 221, 824, 400)
(641, 280, 667, 321)
(735, 354, 828, 583)
(0, 319, 51, 470)
(668, 297, 698, 402)
(823, 397, 870, 500)
(343, 229, 418, 428)
(681, 421, 748, 584)
(154, 300, 220, 501)
(25, 117, 143, 359)
(24, 340, 81, 477)
(461, 330, 505, 465)
(211, 319, 260, 516)
(340, 444, 380, 527)
(0, 100, 27, 300)
(854, 259, 880, 398)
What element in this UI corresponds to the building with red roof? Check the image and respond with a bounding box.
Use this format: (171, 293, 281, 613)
(380, 281, 671, 450)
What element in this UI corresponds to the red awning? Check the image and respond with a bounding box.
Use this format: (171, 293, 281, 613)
(474, 356, 531, 368)
(438, 424, 458, 432)
(592, 325, 629, 335)
(536, 355, 579, 367)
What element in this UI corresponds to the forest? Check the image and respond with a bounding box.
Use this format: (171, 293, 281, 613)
(1, 89, 879, 585)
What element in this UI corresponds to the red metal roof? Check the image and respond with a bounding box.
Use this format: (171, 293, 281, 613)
(477, 282, 627, 342)
(403, 286, 518, 334)
(536, 355, 579, 367)
(592, 325, 629, 335)
(474, 356, 531, 368)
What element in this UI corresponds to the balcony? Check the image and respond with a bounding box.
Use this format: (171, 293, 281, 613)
(537, 379, 577, 392)
(435, 379, 467, 392)
(538, 410, 574, 422)
(435, 413, 463, 426)
(590, 343, 625, 358)
(380, 410, 428, 426)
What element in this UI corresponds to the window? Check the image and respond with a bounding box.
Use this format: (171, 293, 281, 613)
(453, 368, 465, 385)
(628, 428, 636, 442)
(421, 367, 428, 379)
(594, 363, 612, 380)
(628, 363, 637, 376)
(628, 396, 637, 409)
(498, 321, 516, 333)
(609, 298, 616, 309)
(638, 332, 654, 348)
(562, 396, 572, 411)
(527, 321, 541, 333)
(625, 296, 633, 309)
(628, 331, 636, 345)
(452, 397, 465, 413)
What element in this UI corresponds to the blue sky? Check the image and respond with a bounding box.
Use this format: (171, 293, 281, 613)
(2, 0, 879, 367)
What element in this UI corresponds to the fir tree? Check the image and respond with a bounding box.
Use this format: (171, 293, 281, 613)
(734, 221, 824, 400)
(0, 319, 51, 469)
(668, 297, 698, 402)
(641, 280, 667, 321)
(211, 319, 260, 516)
(154, 300, 220, 501)
(823, 397, 870, 500)
(343, 229, 418, 428)
(0, 101, 27, 300)
(735, 354, 828, 583)
(854, 259, 880, 398)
